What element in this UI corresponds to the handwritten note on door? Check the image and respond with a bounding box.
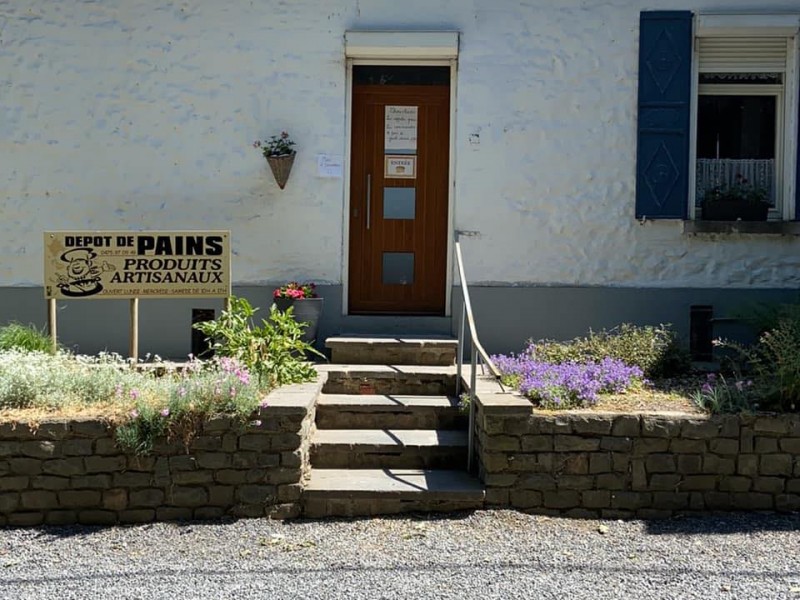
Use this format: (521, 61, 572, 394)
(385, 106, 418, 153)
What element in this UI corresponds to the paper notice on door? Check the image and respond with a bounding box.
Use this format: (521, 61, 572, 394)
(385, 106, 418, 153)
(385, 155, 416, 179)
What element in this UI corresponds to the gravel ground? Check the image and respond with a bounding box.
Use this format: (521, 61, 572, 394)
(0, 510, 798, 600)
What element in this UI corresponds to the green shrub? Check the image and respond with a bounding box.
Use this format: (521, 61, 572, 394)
(527, 323, 690, 378)
(0, 322, 53, 353)
(193, 295, 322, 388)
(720, 313, 800, 412)
(731, 299, 800, 336)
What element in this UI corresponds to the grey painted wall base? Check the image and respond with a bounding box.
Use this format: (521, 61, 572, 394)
(1, 285, 797, 358)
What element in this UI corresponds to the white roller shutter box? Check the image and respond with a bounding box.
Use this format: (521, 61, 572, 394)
(698, 37, 789, 72)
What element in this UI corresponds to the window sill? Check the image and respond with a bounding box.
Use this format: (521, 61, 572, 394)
(683, 220, 800, 236)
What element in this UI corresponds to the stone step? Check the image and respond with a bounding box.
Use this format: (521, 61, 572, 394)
(315, 394, 467, 430)
(310, 429, 467, 469)
(319, 365, 458, 396)
(326, 336, 458, 366)
(302, 468, 485, 517)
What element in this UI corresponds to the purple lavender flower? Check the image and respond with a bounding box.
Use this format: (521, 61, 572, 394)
(492, 353, 642, 408)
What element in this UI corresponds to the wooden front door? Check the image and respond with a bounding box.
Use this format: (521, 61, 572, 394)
(348, 66, 450, 315)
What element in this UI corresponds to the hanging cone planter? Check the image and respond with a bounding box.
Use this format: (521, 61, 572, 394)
(266, 152, 296, 190)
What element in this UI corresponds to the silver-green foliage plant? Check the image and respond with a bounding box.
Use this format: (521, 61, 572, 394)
(193, 295, 321, 388)
(0, 350, 154, 410)
(0, 322, 53, 353)
(0, 350, 267, 454)
(527, 324, 690, 378)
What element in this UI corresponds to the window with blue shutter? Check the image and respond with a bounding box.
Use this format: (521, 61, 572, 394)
(635, 11, 693, 220)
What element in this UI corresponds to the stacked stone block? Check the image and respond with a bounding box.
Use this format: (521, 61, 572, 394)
(476, 395, 800, 518)
(0, 390, 317, 526)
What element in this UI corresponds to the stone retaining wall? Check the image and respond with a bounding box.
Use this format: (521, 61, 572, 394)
(476, 393, 800, 518)
(0, 380, 319, 526)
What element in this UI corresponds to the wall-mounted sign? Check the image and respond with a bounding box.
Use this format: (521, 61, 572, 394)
(385, 155, 416, 179)
(317, 154, 343, 178)
(43, 231, 231, 300)
(385, 105, 418, 153)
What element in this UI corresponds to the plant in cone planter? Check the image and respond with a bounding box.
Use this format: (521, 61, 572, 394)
(272, 281, 323, 344)
(253, 131, 296, 189)
(701, 174, 770, 221)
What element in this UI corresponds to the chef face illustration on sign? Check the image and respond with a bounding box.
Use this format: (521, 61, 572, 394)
(55, 247, 115, 297)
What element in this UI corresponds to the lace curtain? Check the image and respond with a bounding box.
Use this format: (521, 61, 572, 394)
(695, 158, 775, 206)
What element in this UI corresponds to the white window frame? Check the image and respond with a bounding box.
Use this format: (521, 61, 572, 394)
(696, 83, 784, 217)
(689, 14, 800, 221)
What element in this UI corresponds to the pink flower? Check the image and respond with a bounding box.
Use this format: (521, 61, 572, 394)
(130, 389, 140, 400)
(259, 399, 269, 409)
(129, 409, 139, 419)
(160, 408, 170, 417)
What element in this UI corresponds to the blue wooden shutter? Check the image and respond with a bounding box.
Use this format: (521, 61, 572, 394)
(635, 11, 693, 219)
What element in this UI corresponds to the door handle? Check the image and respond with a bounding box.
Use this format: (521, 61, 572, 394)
(366, 173, 371, 230)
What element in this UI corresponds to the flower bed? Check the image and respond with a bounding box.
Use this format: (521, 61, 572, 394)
(0, 379, 320, 526)
(474, 390, 800, 518)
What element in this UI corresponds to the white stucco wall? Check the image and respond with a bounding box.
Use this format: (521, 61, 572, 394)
(2, 0, 799, 289)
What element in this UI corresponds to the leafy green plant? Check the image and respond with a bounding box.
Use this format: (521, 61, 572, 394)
(527, 324, 689, 378)
(193, 295, 321, 388)
(114, 403, 169, 455)
(690, 373, 754, 414)
(713, 308, 800, 412)
(704, 174, 769, 206)
(114, 356, 265, 454)
(0, 322, 53, 353)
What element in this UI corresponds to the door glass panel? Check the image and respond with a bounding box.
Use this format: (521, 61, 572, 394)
(383, 188, 416, 220)
(382, 252, 414, 285)
(354, 65, 450, 86)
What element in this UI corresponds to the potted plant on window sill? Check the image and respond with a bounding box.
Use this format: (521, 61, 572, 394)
(272, 282, 323, 344)
(701, 175, 770, 222)
(253, 131, 296, 189)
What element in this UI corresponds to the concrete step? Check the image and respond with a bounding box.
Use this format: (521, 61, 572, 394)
(315, 394, 466, 430)
(326, 336, 458, 366)
(310, 429, 467, 469)
(320, 365, 458, 396)
(302, 468, 485, 517)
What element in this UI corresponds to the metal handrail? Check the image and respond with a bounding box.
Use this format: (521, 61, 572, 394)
(454, 235, 501, 472)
